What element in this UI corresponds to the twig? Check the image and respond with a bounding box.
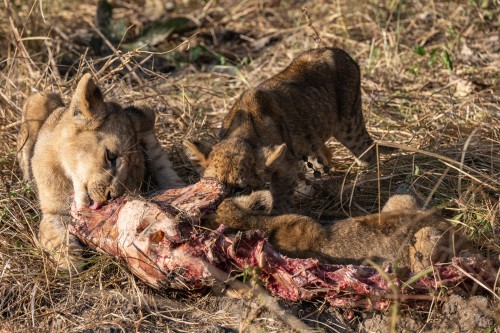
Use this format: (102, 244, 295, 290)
(302, 6, 327, 48)
(457, 128, 479, 195)
(83, 18, 144, 85)
(0, 91, 22, 114)
(423, 166, 450, 209)
(376, 141, 500, 190)
(0, 120, 21, 131)
(452, 263, 500, 302)
(4, 0, 37, 78)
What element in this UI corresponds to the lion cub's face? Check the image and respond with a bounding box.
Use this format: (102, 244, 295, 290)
(62, 74, 152, 209)
(65, 110, 144, 210)
(183, 138, 286, 195)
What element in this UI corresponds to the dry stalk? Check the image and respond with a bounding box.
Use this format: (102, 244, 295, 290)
(1, 0, 499, 331)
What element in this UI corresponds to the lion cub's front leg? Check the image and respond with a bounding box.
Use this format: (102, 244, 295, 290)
(269, 158, 300, 212)
(204, 191, 328, 259)
(39, 214, 86, 271)
(34, 167, 87, 271)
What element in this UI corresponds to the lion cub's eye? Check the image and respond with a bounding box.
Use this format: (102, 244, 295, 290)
(106, 149, 118, 168)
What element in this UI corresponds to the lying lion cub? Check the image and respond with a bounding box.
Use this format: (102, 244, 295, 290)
(205, 191, 477, 272)
(17, 73, 184, 270)
(185, 48, 388, 210)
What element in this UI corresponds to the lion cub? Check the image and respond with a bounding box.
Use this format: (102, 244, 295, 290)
(17, 73, 184, 270)
(185, 48, 385, 210)
(205, 192, 477, 272)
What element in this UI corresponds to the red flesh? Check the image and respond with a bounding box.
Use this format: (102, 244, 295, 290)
(69, 178, 496, 310)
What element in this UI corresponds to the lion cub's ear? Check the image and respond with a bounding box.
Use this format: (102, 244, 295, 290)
(233, 190, 273, 214)
(260, 144, 287, 171)
(70, 73, 108, 129)
(183, 140, 212, 173)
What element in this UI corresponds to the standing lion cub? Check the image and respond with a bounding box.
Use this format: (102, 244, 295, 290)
(17, 73, 184, 270)
(184, 48, 388, 210)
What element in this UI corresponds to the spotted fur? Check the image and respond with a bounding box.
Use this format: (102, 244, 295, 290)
(184, 48, 385, 210)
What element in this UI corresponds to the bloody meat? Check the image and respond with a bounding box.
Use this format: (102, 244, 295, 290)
(69, 178, 496, 310)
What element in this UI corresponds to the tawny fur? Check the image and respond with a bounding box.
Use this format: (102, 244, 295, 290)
(17, 73, 184, 270)
(204, 192, 477, 272)
(184, 48, 388, 210)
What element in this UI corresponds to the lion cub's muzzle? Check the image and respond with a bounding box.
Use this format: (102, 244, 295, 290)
(87, 181, 125, 210)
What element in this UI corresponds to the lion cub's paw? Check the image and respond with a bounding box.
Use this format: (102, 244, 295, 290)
(409, 226, 466, 272)
(409, 226, 478, 272)
(50, 238, 86, 272)
(39, 216, 86, 272)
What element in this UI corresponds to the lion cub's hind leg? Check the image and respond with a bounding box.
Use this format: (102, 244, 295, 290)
(17, 92, 64, 182)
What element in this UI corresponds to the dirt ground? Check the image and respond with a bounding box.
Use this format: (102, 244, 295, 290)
(1, 0, 499, 332)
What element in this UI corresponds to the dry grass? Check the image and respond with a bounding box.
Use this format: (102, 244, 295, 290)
(1, 0, 499, 332)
